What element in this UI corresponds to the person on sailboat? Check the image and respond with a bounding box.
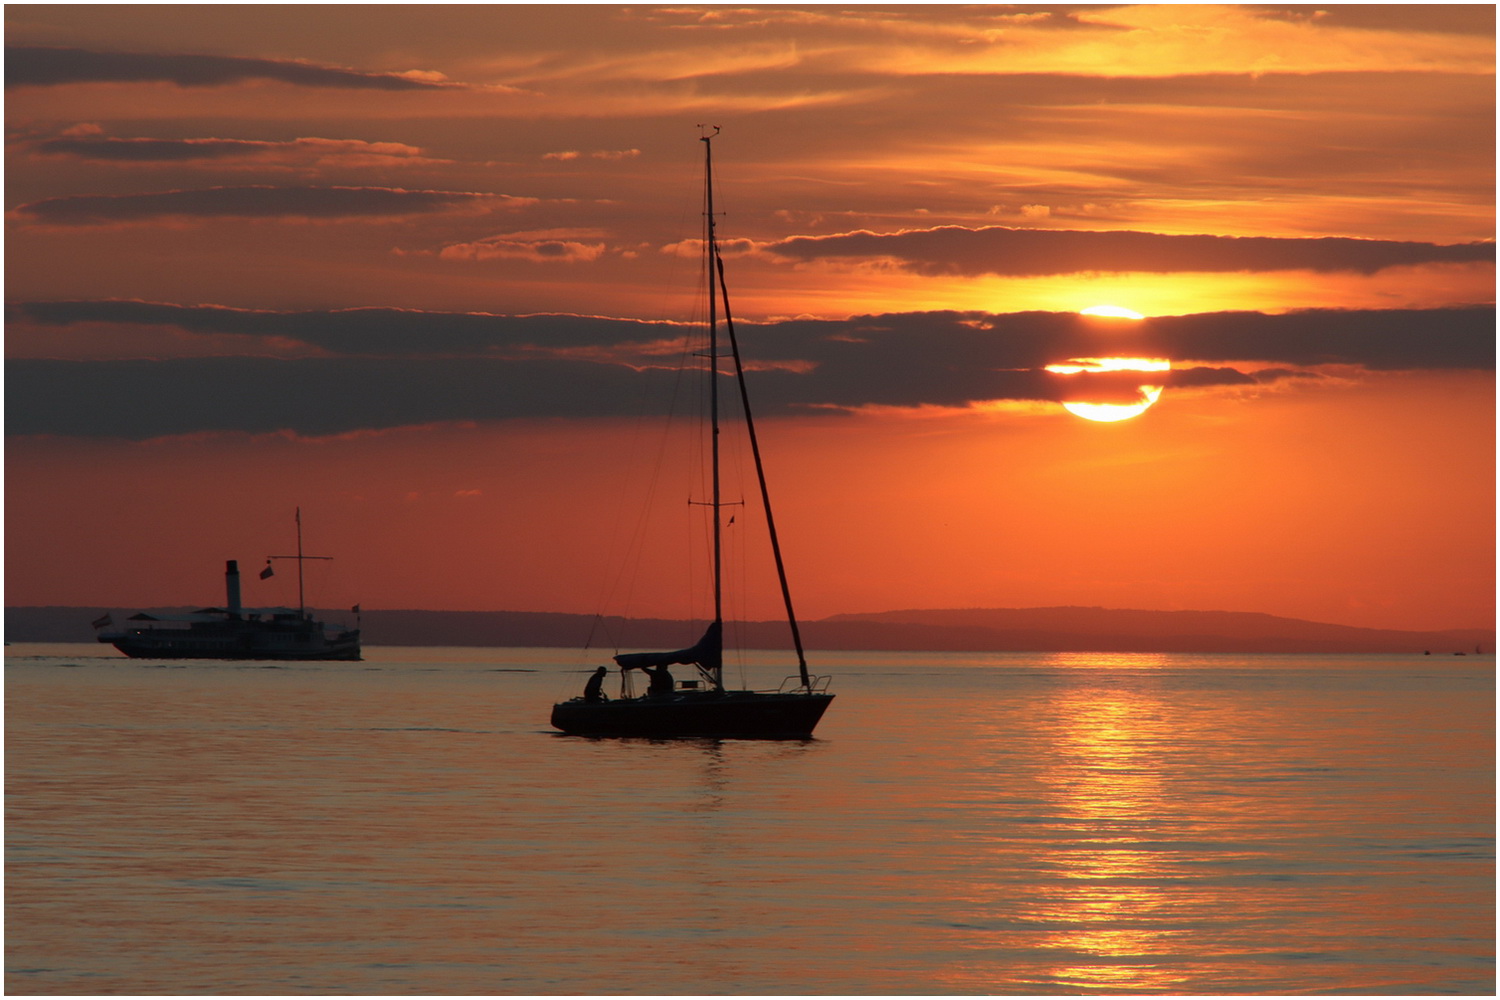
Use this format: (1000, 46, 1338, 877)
(583, 666, 608, 703)
(640, 663, 674, 697)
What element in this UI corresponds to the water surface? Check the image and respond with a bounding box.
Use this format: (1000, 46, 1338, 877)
(6, 645, 1493, 994)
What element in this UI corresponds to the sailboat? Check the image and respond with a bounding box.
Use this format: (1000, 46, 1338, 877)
(550, 130, 834, 738)
(94, 508, 361, 661)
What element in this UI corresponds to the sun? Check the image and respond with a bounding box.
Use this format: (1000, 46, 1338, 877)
(1059, 387, 1165, 422)
(1046, 306, 1168, 421)
(1079, 304, 1145, 320)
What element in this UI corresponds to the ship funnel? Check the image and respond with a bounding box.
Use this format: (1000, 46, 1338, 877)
(225, 559, 242, 619)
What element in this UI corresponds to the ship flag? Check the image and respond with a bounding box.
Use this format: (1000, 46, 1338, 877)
(260, 562, 274, 580)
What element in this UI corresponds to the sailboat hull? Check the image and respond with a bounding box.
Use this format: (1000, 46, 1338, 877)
(551, 690, 834, 739)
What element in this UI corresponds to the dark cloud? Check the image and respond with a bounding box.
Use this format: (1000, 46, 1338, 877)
(15, 186, 496, 224)
(6, 301, 682, 354)
(1038, 364, 1260, 408)
(28, 134, 437, 165)
(34, 136, 307, 162)
(768, 226, 1494, 277)
(704, 307, 1496, 379)
(4, 46, 454, 90)
(1169, 366, 1262, 389)
(33, 135, 265, 161)
(8, 302, 1490, 439)
(1151, 308, 1497, 370)
(16, 300, 1492, 370)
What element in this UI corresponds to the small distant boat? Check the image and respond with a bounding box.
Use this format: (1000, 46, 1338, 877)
(550, 130, 834, 738)
(94, 509, 361, 661)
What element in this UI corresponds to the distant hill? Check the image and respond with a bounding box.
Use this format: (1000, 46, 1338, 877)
(8, 605, 1491, 654)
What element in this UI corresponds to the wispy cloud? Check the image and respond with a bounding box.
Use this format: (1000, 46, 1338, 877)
(14, 186, 522, 225)
(542, 149, 641, 162)
(4, 46, 458, 90)
(599, 5, 1494, 82)
(29, 133, 446, 169)
(439, 236, 607, 264)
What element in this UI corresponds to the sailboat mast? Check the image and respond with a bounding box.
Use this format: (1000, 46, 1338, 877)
(702, 129, 724, 688)
(701, 129, 812, 690)
(295, 506, 305, 618)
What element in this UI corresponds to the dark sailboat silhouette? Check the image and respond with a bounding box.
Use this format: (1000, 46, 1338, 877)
(551, 130, 834, 738)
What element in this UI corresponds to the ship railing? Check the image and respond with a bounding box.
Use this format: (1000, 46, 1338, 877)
(778, 674, 832, 694)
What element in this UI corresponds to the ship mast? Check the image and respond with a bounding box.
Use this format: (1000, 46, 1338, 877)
(267, 507, 332, 619)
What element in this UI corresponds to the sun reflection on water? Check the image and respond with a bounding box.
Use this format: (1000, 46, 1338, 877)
(1032, 680, 1187, 990)
(939, 655, 1249, 994)
(1043, 650, 1174, 670)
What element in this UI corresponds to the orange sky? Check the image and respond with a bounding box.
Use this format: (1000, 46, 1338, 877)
(5, 5, 1494, 632)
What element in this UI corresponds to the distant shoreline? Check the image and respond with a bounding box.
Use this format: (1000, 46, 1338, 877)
(8, 606, 1491, 656)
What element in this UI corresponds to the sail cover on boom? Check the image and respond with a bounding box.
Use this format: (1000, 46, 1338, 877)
(614, 621, 722, 674)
